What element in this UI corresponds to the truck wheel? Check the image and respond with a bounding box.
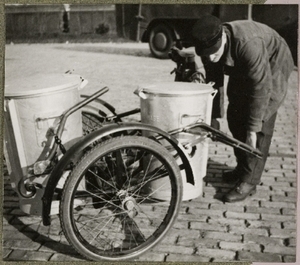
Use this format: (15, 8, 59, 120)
(149, 24, 174, 59)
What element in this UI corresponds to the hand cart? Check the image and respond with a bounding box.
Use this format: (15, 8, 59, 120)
(4, 50, 262, 261)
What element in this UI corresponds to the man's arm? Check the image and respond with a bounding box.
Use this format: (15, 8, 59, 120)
(201, 57, 225, 120)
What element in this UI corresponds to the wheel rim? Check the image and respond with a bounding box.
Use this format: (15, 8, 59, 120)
(67, 144, 180, 259)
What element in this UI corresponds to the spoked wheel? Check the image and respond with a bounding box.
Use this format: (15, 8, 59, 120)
(81, 95, 121, 135)
(60, 136, 182, 261)
(82, 111, 108, 135)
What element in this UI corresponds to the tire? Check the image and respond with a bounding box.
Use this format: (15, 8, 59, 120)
(60, 136, 182, 261)
(149, 23, 175, 59)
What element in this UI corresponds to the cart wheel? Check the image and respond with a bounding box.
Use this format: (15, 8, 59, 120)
(82, 111, 106, 135)
(60, 136, 182, 261)
(81, 94, 121, 135)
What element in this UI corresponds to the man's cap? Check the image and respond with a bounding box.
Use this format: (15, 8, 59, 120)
(192, 15, 223, 56)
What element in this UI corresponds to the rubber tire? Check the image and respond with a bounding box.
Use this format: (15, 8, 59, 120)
(149, 23, 174, 59)
(60, 136, 182, 261)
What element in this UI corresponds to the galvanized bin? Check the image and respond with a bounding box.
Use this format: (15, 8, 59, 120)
(3, 73, 83, 215)
(136, 82, 216, 201)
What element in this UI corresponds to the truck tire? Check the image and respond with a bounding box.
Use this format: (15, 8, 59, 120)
(149, 23, 174, 59)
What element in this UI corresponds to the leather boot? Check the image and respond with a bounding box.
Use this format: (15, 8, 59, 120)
(223, 182, 256, 202)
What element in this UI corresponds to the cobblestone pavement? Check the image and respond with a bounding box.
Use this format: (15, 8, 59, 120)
(2, 43, 298, 262)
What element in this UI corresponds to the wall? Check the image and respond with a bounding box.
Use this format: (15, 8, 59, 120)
(5, 4, 117, 41)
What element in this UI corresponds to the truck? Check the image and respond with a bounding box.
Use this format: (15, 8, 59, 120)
(115, 4, 298, 64)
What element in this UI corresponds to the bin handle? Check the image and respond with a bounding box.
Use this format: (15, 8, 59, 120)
(181, 114, 204, 126)
(134, 88, 147, 99)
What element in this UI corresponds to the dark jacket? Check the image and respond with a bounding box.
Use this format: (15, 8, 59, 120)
(203, 20, 294, 132)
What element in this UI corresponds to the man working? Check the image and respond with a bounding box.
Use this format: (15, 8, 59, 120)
(191, 15, 294, 202)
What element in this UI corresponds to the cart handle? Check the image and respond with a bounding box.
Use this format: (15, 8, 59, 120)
(166, 122, 263, 159)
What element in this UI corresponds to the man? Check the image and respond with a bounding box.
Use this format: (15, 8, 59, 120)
(192, 15, 294, 202)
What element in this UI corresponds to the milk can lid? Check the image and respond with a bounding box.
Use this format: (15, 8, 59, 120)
(140, 82, 214, 96)
(5, 74, 82, 98)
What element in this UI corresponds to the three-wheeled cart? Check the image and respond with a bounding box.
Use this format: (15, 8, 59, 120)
(4, 58, 261, 261)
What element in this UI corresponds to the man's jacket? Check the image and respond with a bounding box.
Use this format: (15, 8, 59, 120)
(203, 20, 294, 132)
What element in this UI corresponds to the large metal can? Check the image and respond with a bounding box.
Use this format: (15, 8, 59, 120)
(4, 73, 82, 215)
(136, 82, 216, 201)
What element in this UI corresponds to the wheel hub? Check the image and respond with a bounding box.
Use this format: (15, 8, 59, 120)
(154, 33, 167, 50)
(122, 196, 138, 218)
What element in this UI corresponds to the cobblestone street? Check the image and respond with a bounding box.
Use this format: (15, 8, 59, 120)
(2, 43, 298, 262)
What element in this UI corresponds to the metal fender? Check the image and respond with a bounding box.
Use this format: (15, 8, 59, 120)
(42, 122, 194, 226)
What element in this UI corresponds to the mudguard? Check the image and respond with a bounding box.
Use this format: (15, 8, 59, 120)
(42, 122, 194, 226)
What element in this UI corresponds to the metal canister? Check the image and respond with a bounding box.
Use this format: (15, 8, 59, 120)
(135, 82, 216, 201)
(4, 73, 82, 215)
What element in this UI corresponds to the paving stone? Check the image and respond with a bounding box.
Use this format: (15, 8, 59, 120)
(4, 250, 53, 261)
(261, 213, 295, 222)
(176, 212, 207, 222)
(181, 200, 209, 209)
(2, 248, 13, 259)
(188, 208, 225, 218)
(3, 239, 41, 251)
(195, 248, 236, 260)
(228, 226, 269, 237)
(286, 238, 296, 247)
(170, 228, 201, 239)
(166, 253, 210, 262)
(10, 215, 43, 226)
(159, 234, 178, 245)
(49, 253, 86, 261)
(237, 251, 282, 262)
(272, 194, 297, 203)
(190, 221, 228, 232)
(243, 234, 284, 246)
(246, 219, 281, 229)
(264, 245, 296, 255)
(39, 241, 78, 255)
(136, 252, 166, 262)
(2, 230, 40, 241)
(219, 241, 261, 252)
(207, 216, 245, 227)
(210, 203, 244, 212)
(176, 237, 199, 247)
(172, 220, 188, 229)
(225, 211, 260, 220)
(202, 231, 242, 242)
(194, 238, 220, 249)
(283, 255, 297, 262)
(152, 244, 194, 255)
(270, 228, 296, 238)
(282, 221, 297, 229)
(245, 206, 280, 215)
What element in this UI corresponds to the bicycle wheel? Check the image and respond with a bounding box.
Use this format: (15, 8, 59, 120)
(60, 136, 182, 261)
(82, 111, 105, 135)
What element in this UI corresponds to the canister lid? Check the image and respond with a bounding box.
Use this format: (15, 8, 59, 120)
(140, 82, 214, 96)
(5, 73, 82, 98)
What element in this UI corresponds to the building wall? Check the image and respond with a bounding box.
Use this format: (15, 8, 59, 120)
(5, 4, 116, 40)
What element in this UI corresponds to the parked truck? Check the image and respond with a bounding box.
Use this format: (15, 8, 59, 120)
(116, 4, 298, 64)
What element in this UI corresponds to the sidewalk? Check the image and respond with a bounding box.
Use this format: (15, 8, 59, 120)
(2, 43, 298, 262)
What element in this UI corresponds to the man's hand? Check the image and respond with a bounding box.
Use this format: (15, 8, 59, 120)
(246, 131, 257, 149)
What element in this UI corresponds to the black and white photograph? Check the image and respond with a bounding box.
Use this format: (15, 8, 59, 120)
(2, 3, 298, 263)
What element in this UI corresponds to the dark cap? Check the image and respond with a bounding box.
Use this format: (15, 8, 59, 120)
(192, 15, 223, 56)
